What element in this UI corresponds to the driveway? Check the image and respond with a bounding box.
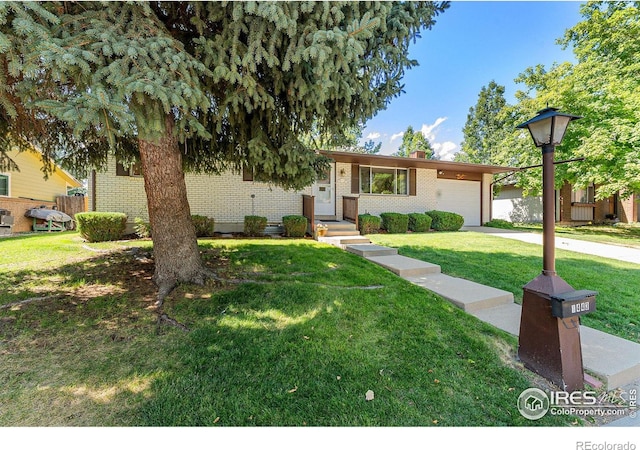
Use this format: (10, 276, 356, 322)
(464, 226, 640, 265)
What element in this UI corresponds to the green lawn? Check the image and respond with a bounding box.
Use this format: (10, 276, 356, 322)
(0, 233, 578, 426)
(369, 231, 640, 344)
(510, 223, 640, 249)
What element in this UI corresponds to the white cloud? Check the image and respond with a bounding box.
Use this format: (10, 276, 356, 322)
(366, 132, 381, 139)
(390, 132, 404, 142)
(419, 117, 448, 141)
(418, 117, 459, 161)
(432, 141, 459, 161)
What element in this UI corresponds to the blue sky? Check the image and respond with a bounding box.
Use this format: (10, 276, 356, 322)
(361, 1, 584, 159)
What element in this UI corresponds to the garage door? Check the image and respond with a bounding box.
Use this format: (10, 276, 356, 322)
(436, 179, 481, 226)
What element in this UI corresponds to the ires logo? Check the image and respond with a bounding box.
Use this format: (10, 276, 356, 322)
(518, 388, 636, 421)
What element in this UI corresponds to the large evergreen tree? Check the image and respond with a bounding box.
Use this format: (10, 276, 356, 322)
(0, 1, 449, 299)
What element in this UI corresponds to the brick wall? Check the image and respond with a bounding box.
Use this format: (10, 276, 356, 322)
(0, 197, 57, 232)
(559, 182, 573, 223)
(618, 194, 638, 224)
(339, 162, 438, 217)
(94, 158, 313, 232)
(94, 158, 492, 232)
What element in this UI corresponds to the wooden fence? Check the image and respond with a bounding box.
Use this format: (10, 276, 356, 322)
(342, 196, 359, 230)
(302, 194, 315, 234)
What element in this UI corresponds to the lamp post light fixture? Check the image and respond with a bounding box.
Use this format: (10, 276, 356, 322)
(515, 107, 597, 392)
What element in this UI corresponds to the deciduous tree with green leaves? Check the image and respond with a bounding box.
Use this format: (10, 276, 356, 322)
(505, 1, 640, 198)
(0, 1, 448, 300)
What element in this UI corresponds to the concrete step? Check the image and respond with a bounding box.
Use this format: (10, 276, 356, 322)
(325, 229, 360, 237)
(581, 327, 640, 391)
(471, 303, 640, 391)
(366, 255, 441, 277)
(406, 273, 513, 313)
(345, 244, 398, 257)
(471, 302, 522, 336)
(318, 235, 371, 248)
(319, 222, 357, 231)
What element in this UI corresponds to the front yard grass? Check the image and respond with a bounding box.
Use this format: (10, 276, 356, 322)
(370, 231, 640, 344)
(0, 233, 578, 426)
(510, 223, 640, 249)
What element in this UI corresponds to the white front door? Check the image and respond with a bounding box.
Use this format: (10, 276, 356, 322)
(313, 164, 335, 216)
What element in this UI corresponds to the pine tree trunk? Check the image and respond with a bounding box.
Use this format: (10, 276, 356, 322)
(138, 115, 209, 301)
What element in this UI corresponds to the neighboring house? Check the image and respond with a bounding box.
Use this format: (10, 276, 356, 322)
(493, 182, 639, 224)
(0, 149, 84, 233)
(89, 150, 513, 233)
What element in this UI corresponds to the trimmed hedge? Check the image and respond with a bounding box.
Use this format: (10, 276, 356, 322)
(134, 217, 152, 238)
(244, 215, 268, 237)
(192, 215, 216, 237)
(358, 214, 381, 235)
(76, 212, 127, 242)
(380, 212, 409, 234)
(426, 210, 464, 231)
(483, 219, 515, 229)
(282, 215, 307, 237)
(408, 213, 432, 232)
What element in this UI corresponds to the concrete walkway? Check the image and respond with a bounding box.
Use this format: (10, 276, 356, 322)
(464, 226, 640, 265)
(318, 237, 640, 426)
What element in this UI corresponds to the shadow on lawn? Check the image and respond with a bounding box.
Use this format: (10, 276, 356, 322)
(1, 240, 576, 427)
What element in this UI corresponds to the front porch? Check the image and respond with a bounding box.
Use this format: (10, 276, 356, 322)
(303, 193, 369, 245)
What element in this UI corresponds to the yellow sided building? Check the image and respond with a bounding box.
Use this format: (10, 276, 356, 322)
(0, 149, 84, 233)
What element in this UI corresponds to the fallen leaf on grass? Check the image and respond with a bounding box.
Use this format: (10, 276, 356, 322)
(434, 379, 440, 384)
(365, 390, 374, 401)
(336, 376, 341, 381)
(288, 386, 298, 393)
(303, 336, 310, 340)
(213, 417, 220, 424)
(432, 419, 438, 425)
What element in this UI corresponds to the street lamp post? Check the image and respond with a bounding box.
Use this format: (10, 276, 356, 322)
(516, 107, 596, 392)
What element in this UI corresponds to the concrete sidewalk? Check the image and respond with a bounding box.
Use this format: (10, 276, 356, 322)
(334, 240, 640, 426)
(464, 226, 640, 265)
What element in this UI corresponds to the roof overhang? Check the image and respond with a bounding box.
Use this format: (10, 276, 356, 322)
(319, 150, 516, 175)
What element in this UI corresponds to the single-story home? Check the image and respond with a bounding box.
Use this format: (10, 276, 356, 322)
(0, 149, 84, 233)
(89, 150, 514, 234)
(493, 182, 639, 224)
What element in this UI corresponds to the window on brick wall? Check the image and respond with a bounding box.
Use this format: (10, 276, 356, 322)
(116, 161, 143, 177)
(572, 184, 595, 204)
(359, 166, 409, 195)
(242, 165, 254, 181)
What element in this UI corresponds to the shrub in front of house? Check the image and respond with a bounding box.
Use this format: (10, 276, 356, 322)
(483, 219, 514, 229)
(408, 213, 432, 232)
(134, 217, 152, 238)
(244, 215, 268, 237)
(76, 212, 127, 242)
(380, 212, 409, 234)
(282, 215, 307, 237)
(358, 214, 381, 235)
(192, 215, 216, 237)
(426, 210, 464, 231)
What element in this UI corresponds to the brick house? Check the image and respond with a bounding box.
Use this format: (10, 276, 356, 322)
(493, 182, 639, 224)
(0, 149, 84, 233)
(89, 150, 513, 234)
